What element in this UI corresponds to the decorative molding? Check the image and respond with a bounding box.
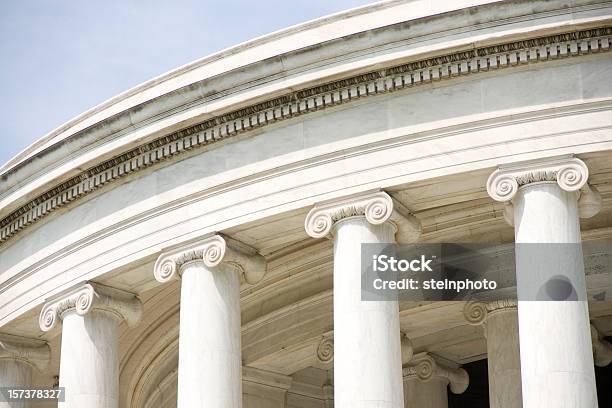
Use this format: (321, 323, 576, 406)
(316, 336, 333, 364)
(39, 282, 142, 332)
(304, 191, 421, 241)
(1, 27, 610, 245)
(0, 333, 50, 371)
(591, 324, 612, 367)
(487, 156, 589, 201)
(486, 156, 602, 220)
(463, 299, 517, 325)
(153, 234, 266, 284)
(403, 352, 469, 394)
(463, 301, 488, 325)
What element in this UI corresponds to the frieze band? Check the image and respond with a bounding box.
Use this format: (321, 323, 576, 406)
(1, 27, 610, 245)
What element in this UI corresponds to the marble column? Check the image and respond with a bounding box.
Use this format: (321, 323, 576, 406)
(0, 334, 50, 408)
(464, 300, 522, 408)
(154, 234, 266, 408)
(402, 353, 469, 408)
(39, 283, 142, 408)
(487, 156, 602, 408)
(305, 191, 421, 408)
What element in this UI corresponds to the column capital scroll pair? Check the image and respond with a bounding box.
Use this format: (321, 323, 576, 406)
(403, 352, 469, 394)
(304, 191, 421, 242)
(486, 156, 601, 224)
(154, 234, 266, 285)
(0, 333, 50, 371)
(463, 299, 517, 326)
(39, 282, 142, 332)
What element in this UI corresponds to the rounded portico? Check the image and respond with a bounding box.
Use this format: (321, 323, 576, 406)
(1, 1, 612, 407)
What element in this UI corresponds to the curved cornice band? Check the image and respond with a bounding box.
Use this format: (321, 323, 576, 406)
(1, 27, 610, 246)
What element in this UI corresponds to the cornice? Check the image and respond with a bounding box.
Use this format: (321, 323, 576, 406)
(304, 191, 421, 241)
(153, 234, 266, 284)
(1, 26, 610, 246)
(0, 333, 50, 371)
(39, 282, 142, 332)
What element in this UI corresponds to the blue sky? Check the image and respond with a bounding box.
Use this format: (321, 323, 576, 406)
(0, 0, 373, 167)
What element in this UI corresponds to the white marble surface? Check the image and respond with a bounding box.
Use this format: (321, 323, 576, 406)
(2, 0, 612, 330)
(59, 309, 120, 408)
(0, 360, 31, 408)
(177, 260, 242, 408)
(332, 218, 403, 407)
(514, 182, 598, 408)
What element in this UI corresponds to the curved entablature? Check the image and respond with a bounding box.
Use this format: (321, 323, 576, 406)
(0, 0, 611, 331)
(1, 4, 612, 405)
(0, 0, 610, 245)
(0, 0, 510, 177)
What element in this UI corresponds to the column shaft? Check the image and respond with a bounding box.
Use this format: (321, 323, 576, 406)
(177, 261, 242, 408)
(59, 310, 120, 408)
(403, 377, 448, 408)
(333, 218, 404, 407)
(514, 183, 597, 407)
(0, 360, 32, 408)
(485, 308, 522, 408)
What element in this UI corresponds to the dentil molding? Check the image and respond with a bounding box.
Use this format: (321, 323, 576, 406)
(1, 27, 610, 245)
(0, 333, 50, 370)
(486, 156, 602, 224)
(39, 282, 142, 332)
(153, 234, 266, 284)
(304, 191, 421, 242)
(403, 352, 469, 394)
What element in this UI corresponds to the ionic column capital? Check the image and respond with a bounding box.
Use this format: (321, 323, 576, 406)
(486, 156, 601, 220)
(0, 334, 50, 371)
(316, 336, 334, 366)
(39, 282, 142, 332)
(463, 299, 517, 326)
(154, 234, 266, 284)
(304, 191, 421, 242)
(403, 353, 469, 394)
(591, 324, 612, 367)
